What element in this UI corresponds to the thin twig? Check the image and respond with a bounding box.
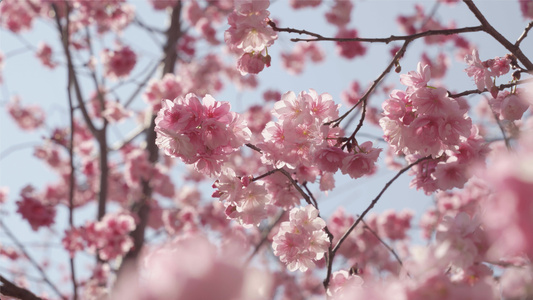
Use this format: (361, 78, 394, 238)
(286, 26, 484, 44)
(252, 168, 279, 182)
(448, 78, 533, 98)
(486, 96, 511, 149)
(516, 21, 533, 47)
(0, 220, 65, 299)
(119, 2, 183, 274)
(66, 21, 79, 300)
(323, 155, 431, 288)
(360, 218, 408, 276)
(0, 142, 40, 161)
(327, 40, 410, 127)
(278, 168, 312, 206)
(302, 182, 318, 209)
(245, 210, 286, 265)
(116, 59, 163, 108)
(52, 4, 98, 135)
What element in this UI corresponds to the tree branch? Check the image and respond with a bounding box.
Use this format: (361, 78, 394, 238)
(463, 0, 533, 70)
(0, 220, 65, 299)
(516, 21, 533, 48)
(0, 275, 43, 300)
(282, 26, 484, 44)
(119, 1, 183, 273)
(448, 78, 533, 98)
(323, 155, 431, 288)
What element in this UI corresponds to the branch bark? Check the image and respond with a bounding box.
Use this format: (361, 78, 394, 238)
(118, 1, 183, 273)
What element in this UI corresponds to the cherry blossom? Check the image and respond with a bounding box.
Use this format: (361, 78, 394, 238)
(7, 96, 45, 131)
(35, 42, 57, 69)
(272, 205, 329, 272)
(155, 93, 251, 176)
(16, 186, 56, 231)
(101, 45, 137, 80)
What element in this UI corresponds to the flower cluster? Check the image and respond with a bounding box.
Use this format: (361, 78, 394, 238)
(0, 0, 38, 33)
(155, 93, 251, 176)
(101, 45, 137, 80)
(260, 89, 380, 185)
(272, 205, 329, 272)
(16, 186, 56, 231)
(35, 42, 57, 69)
(7, 96, 45, 131)
(212, 170, 271, 227)
(481, 134, 533, 259)
(488, 89, 530, 121)
(328, 208, 412, 273)
(111, 233, 273, 300)
(281, 43, 325, 75)
(464, 49, 510, 92)
(380, 63, 488, 193)
(225, 0, 277, 75)
(62, 212, 136, 260)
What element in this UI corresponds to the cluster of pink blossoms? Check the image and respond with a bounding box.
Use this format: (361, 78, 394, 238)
(212, 170, 271, 227)
(260, 89, 381, 186)
(464, 49, 511, 92)
(0, 0, 39, 33)
(62, 212, 136, 260)
(481, 134, 533, 260)
(7, 96, 45, 131)
(281, 43, 325, 75)
(328, 208, 413, 273)
(488, 89, 530, 121)
(224, 0, 277, 75)
(154, 93, 251, 176)
(16, 186, 56, 231)
(380, 63, 487, 193)
(272, 205, 329, 272)
(35, 42, 57, 69)
(112, 233, 273, 300)
(101, 45, 137, 80)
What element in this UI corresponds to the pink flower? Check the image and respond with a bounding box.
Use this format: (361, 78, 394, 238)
(0, 187, 8, 205)
(83, 212, 136, 260)
(290, 0, 322, 9)
(155, 93, 250, 176)
(0, 0, 36, 33)
(102, 101, 131, 123)
(272, 205, 329, 272)
(327, 270, 364, 298)
(500, 92, 529, 121)
(400, 62, 431, 90)
(101, 45, 137, 80)
(486, 56, 510, 77)
(35, 42, 57, 69)
(335, 28, 367, 59)
(325, 0, 353, 27)
(481, 139, 533, 259)
(263, 90, 281, 102)
(16, 186, 56, 231)
(111, 233, 273, 300)
(420, 52, 449, 79)
(520, 0, 533, 19)
(313, 146, 346, 173)
(376, 209, 413, 240)
(225, 1, 277, 53)
(500, 266, 533, 299)
(7, 96, 45, 131)
(465, 49, 493, 91)
(340, 141, 381, 179)
(237, 52, 270, 75)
